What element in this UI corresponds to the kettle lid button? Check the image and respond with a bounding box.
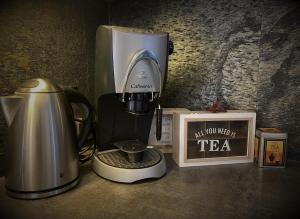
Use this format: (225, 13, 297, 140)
(16, 78, 62, 93)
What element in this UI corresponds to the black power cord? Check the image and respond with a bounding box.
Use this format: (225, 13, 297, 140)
(79, 128, 96, 163)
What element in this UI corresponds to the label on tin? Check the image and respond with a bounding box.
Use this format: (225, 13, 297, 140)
(263, 139, 285, 166)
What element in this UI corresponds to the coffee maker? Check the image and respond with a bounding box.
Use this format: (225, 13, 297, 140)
(92, 26, 173, 183)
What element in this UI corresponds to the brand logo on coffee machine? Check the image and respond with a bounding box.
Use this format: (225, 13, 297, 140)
(130, 84, 153, 89)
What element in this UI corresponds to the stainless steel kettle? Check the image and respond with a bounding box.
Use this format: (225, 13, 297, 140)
(0, 78, 92, 199)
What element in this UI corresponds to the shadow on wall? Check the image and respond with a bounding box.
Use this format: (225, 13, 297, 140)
(0, 0, 107, 98)
(0, 0, 108, 167)
(257, 3, 300, 160)
(0, 159, 4, 176)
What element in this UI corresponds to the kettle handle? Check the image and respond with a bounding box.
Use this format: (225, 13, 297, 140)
(64, 89, 93, 149)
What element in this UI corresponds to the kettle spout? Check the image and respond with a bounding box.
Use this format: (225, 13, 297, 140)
(0, 95, 24, 127)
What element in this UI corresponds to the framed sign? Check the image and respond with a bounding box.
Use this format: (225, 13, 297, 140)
(173, 111, 256, 167)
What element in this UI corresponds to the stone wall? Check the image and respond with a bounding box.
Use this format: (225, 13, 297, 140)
(0, 0, 299, 162)
(110, 0, 300, 160)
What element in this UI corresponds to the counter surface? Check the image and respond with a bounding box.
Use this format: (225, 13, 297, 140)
(0, 155, 299, 219)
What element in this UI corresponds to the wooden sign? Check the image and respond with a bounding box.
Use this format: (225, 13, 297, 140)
(173, 110, 256, 167)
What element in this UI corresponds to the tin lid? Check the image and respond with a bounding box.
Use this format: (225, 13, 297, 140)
(258, 128, 283, 133)
(101, 25, 167, 36)
(16, 78, 62, 93)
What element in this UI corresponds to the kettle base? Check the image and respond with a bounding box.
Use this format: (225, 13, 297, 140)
(5, 177, 79, 199)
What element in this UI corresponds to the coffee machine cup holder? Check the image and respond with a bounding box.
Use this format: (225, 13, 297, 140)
(120, 49, 163, 103)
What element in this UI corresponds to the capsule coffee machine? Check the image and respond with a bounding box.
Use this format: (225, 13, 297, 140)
(92, 25, 173, 183)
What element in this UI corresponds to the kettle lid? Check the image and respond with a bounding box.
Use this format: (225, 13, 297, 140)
(16, 78, 62, 93)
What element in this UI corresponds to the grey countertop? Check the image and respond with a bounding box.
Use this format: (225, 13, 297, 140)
(0, 155, 300, 219)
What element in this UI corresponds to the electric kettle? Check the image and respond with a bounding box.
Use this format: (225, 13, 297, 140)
(0, 78, 92, 199)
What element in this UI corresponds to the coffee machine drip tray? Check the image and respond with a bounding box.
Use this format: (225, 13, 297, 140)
(92, 148, 166, 183)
